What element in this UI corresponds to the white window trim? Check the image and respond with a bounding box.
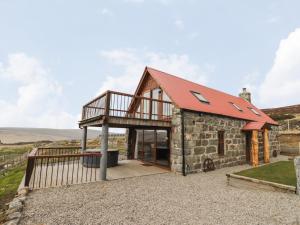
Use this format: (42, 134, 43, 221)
(249, 107, 260, 116)
(230, 102, 243, 112)
(191, 91, 209, 104)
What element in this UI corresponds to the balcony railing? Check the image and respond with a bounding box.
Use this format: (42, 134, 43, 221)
(24, 147, 101, 189)
(81, 90, 173, 121)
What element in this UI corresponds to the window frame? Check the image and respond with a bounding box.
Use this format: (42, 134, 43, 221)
(217, 130, 225, 156)
(230, 102, 243, 112)
(248, 107, 260, 116)
(191, 91, 210, 104)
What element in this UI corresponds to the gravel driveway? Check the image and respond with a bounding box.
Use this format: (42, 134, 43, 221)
(21, 164, 300, 225)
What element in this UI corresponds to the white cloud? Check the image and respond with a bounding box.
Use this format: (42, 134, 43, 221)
(256, 28, 300, 107)
(98, 49, 210, 95)
(174, 19, 184, 30)
(0, 53, 78, 128)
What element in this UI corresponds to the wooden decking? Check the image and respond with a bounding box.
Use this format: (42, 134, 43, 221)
(24, 159, 168, 189)
(79, 90, 173, 128)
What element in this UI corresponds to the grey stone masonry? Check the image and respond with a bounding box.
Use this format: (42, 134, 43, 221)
(170, 108, 280, 174)
(269, 126, 280, 156)
(170, 107, 183, 173)
(294, 157, 300, 195)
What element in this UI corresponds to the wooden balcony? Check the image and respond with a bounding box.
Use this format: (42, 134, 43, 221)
(79, 91, 174, 129)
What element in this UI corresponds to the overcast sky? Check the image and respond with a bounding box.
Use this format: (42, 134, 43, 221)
(1, 0, 300, 128)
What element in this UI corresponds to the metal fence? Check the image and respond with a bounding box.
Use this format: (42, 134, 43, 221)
(25, 147, 101, 189)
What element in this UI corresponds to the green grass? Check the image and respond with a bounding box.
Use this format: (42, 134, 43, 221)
(0, 164, 26, 210)
(235, 161, 297, 187)
(0, 145, 32, 156)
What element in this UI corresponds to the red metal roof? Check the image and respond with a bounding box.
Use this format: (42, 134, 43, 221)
(145, 67, 277, 126)
(242, 122, 266, 131)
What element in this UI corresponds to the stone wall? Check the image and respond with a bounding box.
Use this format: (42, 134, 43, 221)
(171, 108, 280, 174)
(170, 108, 183, 173)
(279, 133, 300, 156)
(257, 127, 280, 160)
(269, 126, 280, 156)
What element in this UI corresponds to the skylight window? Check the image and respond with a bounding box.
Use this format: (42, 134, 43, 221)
(191, 91, 209, 104)
(249, 107, 260, 116)
(230, 102, 243, 112)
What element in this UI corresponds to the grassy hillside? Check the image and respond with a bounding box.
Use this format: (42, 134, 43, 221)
(0, 127, 101, 144)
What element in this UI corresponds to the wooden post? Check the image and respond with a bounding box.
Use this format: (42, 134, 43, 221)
(149, 91, 153, 120)
(154, 130, 157, 163)
(24, 156, 35, 187)
(82, 106, 86, 120)
(251, 130, 259, 167)
(142, 130, 145, 160)
(24, 148, 38, 187)
(105, 91, 111, 117)
(127, 128, 136, 159)
(134, 131, 139, 159)
(100, 123, 109, 181)
(127, 128, 132, 159)
(263, 128, 270, 163)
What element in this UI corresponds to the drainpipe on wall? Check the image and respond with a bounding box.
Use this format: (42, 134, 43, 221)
(181, 109, 186, 176)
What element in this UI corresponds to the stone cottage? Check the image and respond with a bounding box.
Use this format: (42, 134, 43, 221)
(79, 67, 279, 178)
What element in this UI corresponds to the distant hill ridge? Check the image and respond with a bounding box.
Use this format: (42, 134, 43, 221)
(0, 127, 104, 144)
(262, 104, 300, 132)
(262, 104, 300, 115)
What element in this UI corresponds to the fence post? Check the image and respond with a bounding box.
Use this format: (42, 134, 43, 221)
(82, 106, 86, 120)
(105, 91, 111, 117)
(24, 156, 35, 187)
(149, 98, 152, 120)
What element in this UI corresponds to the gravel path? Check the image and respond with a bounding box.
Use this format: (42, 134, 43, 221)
(21, 164, 300, 225)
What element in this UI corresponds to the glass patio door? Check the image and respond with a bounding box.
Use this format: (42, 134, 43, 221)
(136, 130, 155, 163)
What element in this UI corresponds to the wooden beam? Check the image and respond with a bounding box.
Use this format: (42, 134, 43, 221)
(127, 128, 136, 159)
(104, 91, 111, 117)
(263, 128, 270, 163)
(251, 130, 259, 167)
(154, 129, 157, 163)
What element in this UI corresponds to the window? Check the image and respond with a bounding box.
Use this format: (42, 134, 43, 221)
(218, 131, 225, 156)
(191, 91, 209, 104)
(152, 88, 160, 100)
(230, 102, 243, 112)
(162, 92, 171, 101)
(142, 91, 150, 119)
(249, 107, 260, 116)
(151, 89, 160, 120)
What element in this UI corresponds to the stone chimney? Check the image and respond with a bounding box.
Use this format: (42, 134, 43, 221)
(239, 88, 251, 103)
